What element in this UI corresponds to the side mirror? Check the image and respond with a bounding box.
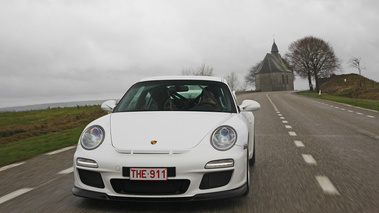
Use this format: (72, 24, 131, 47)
(239, 100, 260, 112)
(101, 100, 117, 112)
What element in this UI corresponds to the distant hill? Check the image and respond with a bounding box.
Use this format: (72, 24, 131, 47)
(0, 100, 107, 112)
(319, 74, 379, 100)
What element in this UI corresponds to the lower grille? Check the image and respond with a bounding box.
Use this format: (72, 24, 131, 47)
(78, 169, 105, 188)
(199, 170, 233, 189)
(110, 179, 190, 195)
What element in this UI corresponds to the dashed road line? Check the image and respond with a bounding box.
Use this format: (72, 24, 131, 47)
(294, 140, 305, 147)
(269, 94, 342, 197)
(302, 154, 317, 165)
(58, 167, 74, 175)
(0, 162, 25, 172)
(316, 176, 340, 195)
(285, 125, 292, 129)
(0, 188, 34, 205)
(0, 167, 74, 205)
(45, 146, 76, 155)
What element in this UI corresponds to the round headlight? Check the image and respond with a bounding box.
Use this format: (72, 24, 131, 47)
(80, 125, 105, 150)
(211, 126, 237, 151)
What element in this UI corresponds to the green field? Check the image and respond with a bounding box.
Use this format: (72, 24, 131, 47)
(0, 105, 107, 167)
(297, 91, 379, 111)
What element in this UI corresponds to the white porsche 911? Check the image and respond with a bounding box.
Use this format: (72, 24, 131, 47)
(73, 76, 260, 201)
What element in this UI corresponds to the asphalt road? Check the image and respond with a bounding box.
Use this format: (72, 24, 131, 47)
(1, 91, 378, 212)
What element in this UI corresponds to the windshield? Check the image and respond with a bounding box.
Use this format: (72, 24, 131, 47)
(114, 80, 237, 113)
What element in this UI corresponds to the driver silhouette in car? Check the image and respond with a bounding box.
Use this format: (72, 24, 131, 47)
(191, 87, 220, 111)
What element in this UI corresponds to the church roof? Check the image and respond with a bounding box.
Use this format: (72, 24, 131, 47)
(255, 41, 291, 74)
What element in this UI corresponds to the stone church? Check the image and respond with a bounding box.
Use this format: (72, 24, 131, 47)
(255, 41, 294, 91)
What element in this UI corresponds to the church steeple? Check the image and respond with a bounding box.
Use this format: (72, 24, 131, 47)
(271, 39, 279, 55)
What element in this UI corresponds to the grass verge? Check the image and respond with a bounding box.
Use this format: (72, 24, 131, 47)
(0, 127, 84, 167)
(0, 105, 107, 167)
(297, 91, 379, 111)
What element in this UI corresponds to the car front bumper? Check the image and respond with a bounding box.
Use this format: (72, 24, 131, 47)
(72, 182, 247, 202)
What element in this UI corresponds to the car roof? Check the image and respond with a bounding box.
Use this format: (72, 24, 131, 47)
(139, 76, 227, 84)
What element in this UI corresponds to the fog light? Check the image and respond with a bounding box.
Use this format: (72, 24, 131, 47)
(205, 159, 234, 169)
(76, 158, 98, 168)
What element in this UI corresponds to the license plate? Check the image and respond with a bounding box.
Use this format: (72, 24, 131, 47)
(129, 168, 168, 181)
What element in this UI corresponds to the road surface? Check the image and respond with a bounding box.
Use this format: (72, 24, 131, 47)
(1, 91, 378, 212)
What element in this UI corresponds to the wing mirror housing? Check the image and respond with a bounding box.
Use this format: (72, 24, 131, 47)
(101, 100, 117, 112)
(239, 100, 260, 112)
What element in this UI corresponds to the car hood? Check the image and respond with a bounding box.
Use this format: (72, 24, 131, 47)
(110, 112, 232, 152)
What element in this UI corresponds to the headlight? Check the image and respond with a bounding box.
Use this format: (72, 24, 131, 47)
(80, 125, 105, 150)
(211, 126, 237, 151)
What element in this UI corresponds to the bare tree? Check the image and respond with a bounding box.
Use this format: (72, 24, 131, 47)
(348, 57, 365, 76)
(285, 36, 341, 91)
(181, 64, 214, 76)
(245, 61, 262, 87)
(225, 72, 239, 91)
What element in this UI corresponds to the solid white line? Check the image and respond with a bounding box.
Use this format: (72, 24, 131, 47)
(282, 120, 288, 124)
(0, 162, 25, 172)
(285, 125, 292, 129)
(0, 188, 34, 205)
(302, 154, 317, 165)
(45, 146, 75, 155)
(316, 176, 340, 195)
(58, 167, 74, 175)
(289, 131, 297, 136)
(294, 140, 305, 147)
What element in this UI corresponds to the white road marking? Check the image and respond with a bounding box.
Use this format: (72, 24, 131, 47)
(289, 131, 297, 136)
(366, 115, 375, 118)
(0, 188, 34, 205)
(285, 125, 292, 129)
(294, 140, 305, 147)
(282, 120, 288, 124)
(348, 110, 354, 113)
(0, 162, 25, 172)
(58, 167, 74, 175)
(302, 154, 317, 165)
(278, 114, 283, 116)
(280, 117, 285, 119)
(45, 146, 76, 155)
(316, 176, 340, 195)
(356, 112, 363, 115)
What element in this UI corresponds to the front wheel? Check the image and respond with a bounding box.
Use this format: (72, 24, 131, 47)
(249, 144, 256, 166)
(244, 149, 251, 196)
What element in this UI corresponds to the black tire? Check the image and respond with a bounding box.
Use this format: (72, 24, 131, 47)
(244, 149, 250, 196)
(249, 144, 256, 166)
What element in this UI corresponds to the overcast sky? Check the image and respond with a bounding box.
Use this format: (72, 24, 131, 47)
(1, 0, 378, 108)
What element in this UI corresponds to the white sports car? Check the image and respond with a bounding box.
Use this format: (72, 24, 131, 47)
(73, 76, 260, 201)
